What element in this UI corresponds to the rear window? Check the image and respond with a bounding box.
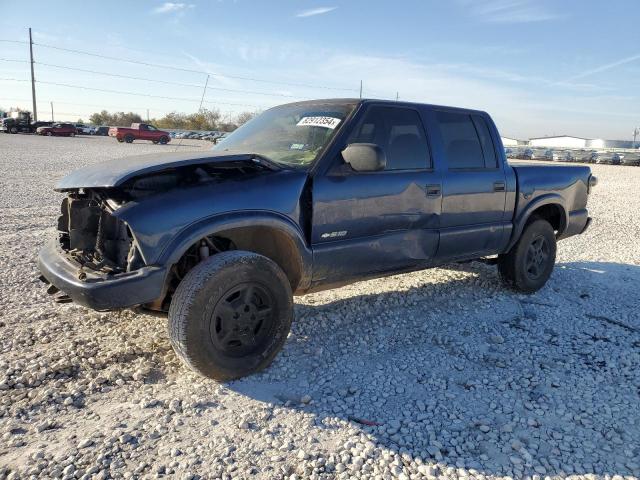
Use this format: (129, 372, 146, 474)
(434, 111, 487, 169)
(471, 115, 498, 168)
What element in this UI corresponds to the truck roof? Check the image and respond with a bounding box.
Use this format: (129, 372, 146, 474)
(277, 98, 489, 116)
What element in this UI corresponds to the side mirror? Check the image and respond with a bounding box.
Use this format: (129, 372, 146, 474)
(341, 143, 386, 172)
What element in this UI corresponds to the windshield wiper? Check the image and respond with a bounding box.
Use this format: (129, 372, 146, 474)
(248, 153, 284, 171)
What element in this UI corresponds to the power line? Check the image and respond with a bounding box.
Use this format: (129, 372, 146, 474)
(0, 58, 29, 64)
(33, 41, 359, 92)
(0, 39, 29, 45)
(33, 61, 301, 98)
(34, 79, 269, 108)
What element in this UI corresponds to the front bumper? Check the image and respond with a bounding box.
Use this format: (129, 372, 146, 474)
(38, 240, 168, 311)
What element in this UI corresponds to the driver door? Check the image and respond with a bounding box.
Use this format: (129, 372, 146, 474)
(311, 104, 442, 287)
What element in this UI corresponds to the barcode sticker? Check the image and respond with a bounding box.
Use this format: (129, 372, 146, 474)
(296, 116, 342, 129)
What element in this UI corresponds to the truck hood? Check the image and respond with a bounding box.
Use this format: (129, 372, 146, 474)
(55, 151, 277, 191)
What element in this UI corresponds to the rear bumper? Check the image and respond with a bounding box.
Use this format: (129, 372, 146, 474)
(558, 208, 590, 239)
(37, 240, 168, 311)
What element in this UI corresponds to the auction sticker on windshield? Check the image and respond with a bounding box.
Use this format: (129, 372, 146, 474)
(297, 116, 342, 129)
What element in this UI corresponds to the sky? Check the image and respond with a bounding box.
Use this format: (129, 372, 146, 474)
(1, 0, 639, 139)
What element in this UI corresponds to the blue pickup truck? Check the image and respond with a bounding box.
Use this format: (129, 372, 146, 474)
(38, 99, 596, 380)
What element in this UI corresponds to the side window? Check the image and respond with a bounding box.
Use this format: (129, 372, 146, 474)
(147, 125, 157, 131)
(434, 111, 484, 169)
(348, 106, 431, 170)
(471, 115, 498, 168)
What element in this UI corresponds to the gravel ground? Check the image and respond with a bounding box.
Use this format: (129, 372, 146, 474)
(0, 133, 639, 480)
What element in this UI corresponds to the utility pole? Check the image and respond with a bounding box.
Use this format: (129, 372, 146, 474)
(50, 102, 53, 121)
(199, 74, 210, 111)
(29, 28, 37, 121)
(633, 127, 639, 148)
(359, 80, 363, 99)
(146, 109, 150, 122)
(395, 92, 399, 101)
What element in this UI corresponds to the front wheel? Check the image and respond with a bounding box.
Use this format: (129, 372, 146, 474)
(498, 218, 557, 293)
(158, 136, 169, 145)
(168, 251, 293, 381)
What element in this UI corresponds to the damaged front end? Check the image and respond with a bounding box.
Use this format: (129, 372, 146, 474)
(38, 187, 169, 311)
(58, 191, 144, 277)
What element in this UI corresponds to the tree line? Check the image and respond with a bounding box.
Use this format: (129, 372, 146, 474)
(88, 108, 257, 131)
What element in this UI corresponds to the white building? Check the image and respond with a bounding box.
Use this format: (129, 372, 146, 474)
(500, 136, 520, 146)
(529, 136, 589, 148)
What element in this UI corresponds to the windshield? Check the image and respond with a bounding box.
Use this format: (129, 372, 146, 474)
(212, 102, 357, 169)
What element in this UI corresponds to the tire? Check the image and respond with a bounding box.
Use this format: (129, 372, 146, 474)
(498, 218, 557, 293)
(117, 138, 124, 143)
(168, 251, 293, 381)
(46, 131, 53, 136)
(124, 134, 134, 143)
(158, 136, 169, 145)
(152, 140, 159, 144)
(70, 132, 75, 137)
(10, 126, 18, 134)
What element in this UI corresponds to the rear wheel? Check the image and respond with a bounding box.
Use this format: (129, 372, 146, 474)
(46, 131, 53, 136)
(498, 218, 556, 293)
(10, 126, 18, 134)
(124, 134, 134, 143)
(152, 140, 159, 144)
(168, 251, 293, 381)
(69, 132, 75, 137)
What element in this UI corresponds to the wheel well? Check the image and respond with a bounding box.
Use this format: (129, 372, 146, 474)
(528, 204, 565, 233)
(157, 226, 303, 308)
(213, 226, 303, 290)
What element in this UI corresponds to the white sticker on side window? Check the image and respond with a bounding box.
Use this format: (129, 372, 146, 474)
(296, 116, 342, 129)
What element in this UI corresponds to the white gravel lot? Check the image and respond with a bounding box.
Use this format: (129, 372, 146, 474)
(0, 133, 639, 480)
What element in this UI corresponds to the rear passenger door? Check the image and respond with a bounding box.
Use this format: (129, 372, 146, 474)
(430, 110, 507, 260)
(311, 105, 442, 286)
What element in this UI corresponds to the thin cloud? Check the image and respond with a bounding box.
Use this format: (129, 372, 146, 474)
(567, 53, 640, 81)
(153, 2, 194, 14)
(459, 0, 559, 23)
(296, 7, 337, 18)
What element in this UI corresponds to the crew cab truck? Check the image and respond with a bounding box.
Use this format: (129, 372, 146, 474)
(108, 123, 170, 144)
(38, 99, 596, 381)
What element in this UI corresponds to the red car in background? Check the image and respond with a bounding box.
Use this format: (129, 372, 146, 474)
(108, 123, 171, 144)
(36, 123, 76, 137)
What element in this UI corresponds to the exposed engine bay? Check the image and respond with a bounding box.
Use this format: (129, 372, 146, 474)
(57, 161, 268, 276)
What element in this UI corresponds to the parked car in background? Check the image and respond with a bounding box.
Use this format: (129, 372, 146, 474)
(36, 123, 76, 137)
(580, 150, 596, 163)
(611, 153, 625, 165)
(621, 153, 640, 166)
(92, 126, 110, 136)
(591, 151, 617, 165)
(75, 124, 94, 135)
(108, 123, 171, 144)
(545, 149, 566, 161)
(0, 111, 46, 134)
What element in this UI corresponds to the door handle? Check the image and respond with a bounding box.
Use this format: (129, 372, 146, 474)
(426, 184, 441, 197)
(493, 181, 506, 192)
